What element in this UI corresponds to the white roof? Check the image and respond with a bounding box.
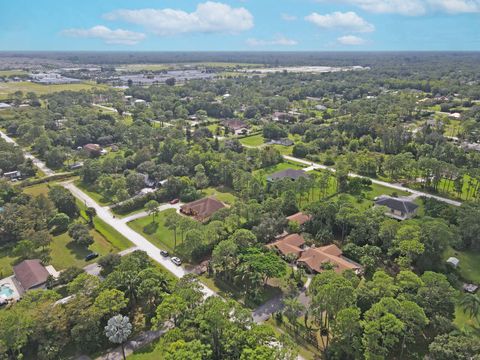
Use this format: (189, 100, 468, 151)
(446, 257, 459, 265)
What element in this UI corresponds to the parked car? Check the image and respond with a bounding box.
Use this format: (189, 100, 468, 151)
(169, 198, 179, 205)
(171, 257, 182, 266)
(85, 252, 99, 261)
(160, 250, 169, 257)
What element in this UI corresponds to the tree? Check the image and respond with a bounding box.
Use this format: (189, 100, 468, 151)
(428, 333, 480, 360)
(457, 202, 480, 250)
(48, 212, 70, 233)
(104, 315, 132, 360)
(145, 200, 159, 222)
(165, 211, 181, 249)
(94, 289, 129, 318)
(416, 271, 456, 320)
(330, 307, 363, 360)
(98, 253, 121, 277)
(85, 207, 96, 225)
(282, 297, 305, 327)
(68, 223, 94, 247)
(48, 186, 78, 218)
(459, 293, 480, 322)
(164, 340, 212, 360)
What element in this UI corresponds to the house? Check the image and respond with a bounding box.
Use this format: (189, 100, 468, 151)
(13, 259, 57, 293)
(221, 119, 250, 135)
(315, 105, 327, 111)
(446, 257, 460, 268)
(69, 162, 84, 170)
(267, 168, 309, 182)
(3, 170, 21, 180)
(180, 197, 226, 221)
(83, 143, 103, 157)
(0, 102, 12, 110)
(272, 112, 295, 123)
(287, 212, 311, 226)
(374, 196, 418, 221)
(267, 138, 294, 146)
(268, 233, 306, 258)
(298, 244, 362, 275)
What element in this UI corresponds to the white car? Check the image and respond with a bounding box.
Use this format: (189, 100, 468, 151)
(171, 257, 182, 266)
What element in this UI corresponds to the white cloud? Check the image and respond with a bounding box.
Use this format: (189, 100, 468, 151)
(281, 13, 297, 21)
(337, 35, 366, 45)
(246, 36, 298, 47)
(61, 26, 145, 45)
(104, 1, 254, 36)
(319, 0, 480, 15)
(305, 11, 375, 32)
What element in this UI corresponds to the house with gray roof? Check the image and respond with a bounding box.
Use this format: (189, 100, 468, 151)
(374, 196, 418, 220)
(267, 168, 308, 183)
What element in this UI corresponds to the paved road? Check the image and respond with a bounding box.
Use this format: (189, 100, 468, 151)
(283, 155, 462, 207)
(62, 181, 215, 298)
(92, 103, 118, 113)
(0, 130, 55, 176)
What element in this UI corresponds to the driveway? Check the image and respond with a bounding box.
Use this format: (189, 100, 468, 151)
(62, 181, 215, 298)
(120, 202, 183, 223)
(83, 246, 139, 276)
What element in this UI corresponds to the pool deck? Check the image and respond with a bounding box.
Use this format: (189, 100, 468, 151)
(0, 275, 22, 301)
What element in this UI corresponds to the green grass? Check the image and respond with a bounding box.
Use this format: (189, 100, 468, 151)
(0, 246, 15, 277)
(454, 305, 479, 332)
(75, 181, 112, 205)
(128, 209, 178, 253)
(443, 247, 480, 283)
(435, 175, 479, 201)
(253, 161, 306, 184)
(202, 186, 237, 205)
(239, 134, 265, 147)
(0, 81, 111, 100)
(22, 183, 52, 197)
(0, 70, 28, 77)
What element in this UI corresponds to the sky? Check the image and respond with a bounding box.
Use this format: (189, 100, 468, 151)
(1, 0, 480, 51)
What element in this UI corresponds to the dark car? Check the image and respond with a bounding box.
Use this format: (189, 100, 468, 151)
(169, 198, 179, 205)
(85, 252, 99, 261)
(160, 250, 169, 257)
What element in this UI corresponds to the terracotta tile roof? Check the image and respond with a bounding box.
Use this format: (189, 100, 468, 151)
(268, 233, 305, 257)
(180, 197, 225, 221)
(298, 244, 361, 274)
(286, 212, 311, 226)
(13, 259, 49, 290)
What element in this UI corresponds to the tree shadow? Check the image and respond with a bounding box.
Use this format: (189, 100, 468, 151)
(143, 222, 158, 235)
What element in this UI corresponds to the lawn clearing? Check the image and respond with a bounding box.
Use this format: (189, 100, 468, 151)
(0, 81, 110, 100)
(75, 181, 112, 205)
(128, 209, 178, 253)
(0, 246, 15, 277)
(202, 186, 237, 205)
(443, 247, 480, 283)
(0, 70, 28, 77)
(239, 134, 265, 147)
(22, 182, 52, 197)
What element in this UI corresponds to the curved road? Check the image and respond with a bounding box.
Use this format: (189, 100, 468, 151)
(283, 155, 462, 207)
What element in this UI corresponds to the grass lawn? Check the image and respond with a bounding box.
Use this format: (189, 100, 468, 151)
(128, 209, 178, 253)
(454, 305, 480, 332)
(0, 81, 110, 100)
(22, 182, 52, 197)
(0, 246, 15, 277)
(75, 181, 112, 205)
(443, 247, 480, 283)
(202, 186, 237, 205)
(239, 134, 265, 147)
(0, 70, 28, 77)
(435, 174, 479, 201)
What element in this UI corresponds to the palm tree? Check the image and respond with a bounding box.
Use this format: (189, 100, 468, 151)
(105, 315, 132, 360)
(460, 293, 480, 322)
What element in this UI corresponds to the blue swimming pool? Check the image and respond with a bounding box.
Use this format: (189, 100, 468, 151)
(0, 284, 14, 298)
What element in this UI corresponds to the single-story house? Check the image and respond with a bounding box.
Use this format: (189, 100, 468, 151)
(221, 119, 250, 135)
(267, 138, 294, 146)
(374, 196, 418, 221)
(463, 283, 478, 294)
(298, 244, 362, 275)
(13, 259, 56, 293)
(3, 170, 21, 180)
(0, 102, 12, 110)
(83, 143, 102, 157)
(180, 197, 226, 221)
(268, 233, 306, 258)
(446, 257, 460, 268)
(287, 212, 311, 226)
(267, 168, 309, 183)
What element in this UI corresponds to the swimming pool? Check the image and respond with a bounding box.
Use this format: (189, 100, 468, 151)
(0, 284, 14, 298)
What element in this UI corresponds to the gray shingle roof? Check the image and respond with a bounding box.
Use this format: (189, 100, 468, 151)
(267, 168, 308, 181)
(375, 196, 418, 213)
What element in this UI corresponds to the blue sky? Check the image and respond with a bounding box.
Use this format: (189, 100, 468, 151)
(1, 0, 479, 51)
